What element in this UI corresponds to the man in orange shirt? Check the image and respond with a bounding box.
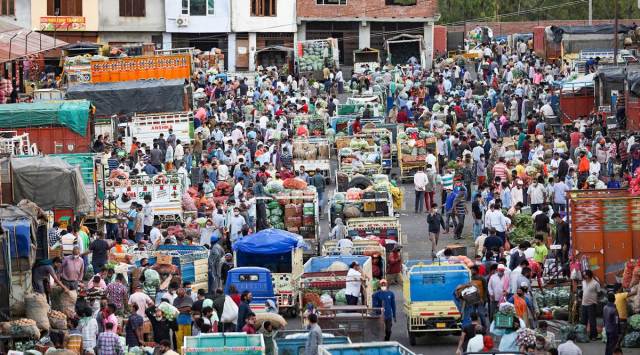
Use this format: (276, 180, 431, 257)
(577, 151, 590, 188)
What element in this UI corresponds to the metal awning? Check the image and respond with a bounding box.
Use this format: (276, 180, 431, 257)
(0, 19, 68, 63)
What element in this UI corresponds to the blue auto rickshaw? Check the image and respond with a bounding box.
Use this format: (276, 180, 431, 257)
(224, 267, 277, 313)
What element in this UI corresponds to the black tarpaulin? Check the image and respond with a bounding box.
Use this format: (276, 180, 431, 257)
(549, 24, 632, 43)
(65, 79, 185, 116)
(598, 67, 626, 83)
(627, 71, 640, 97)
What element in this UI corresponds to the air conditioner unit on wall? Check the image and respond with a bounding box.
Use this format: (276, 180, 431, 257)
(176, 15, 189, 27)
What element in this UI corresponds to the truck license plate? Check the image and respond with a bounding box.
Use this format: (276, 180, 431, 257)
(436, 323, 446, 328)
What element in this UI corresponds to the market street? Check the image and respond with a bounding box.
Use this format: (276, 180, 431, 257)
(285, 184, 609, 354)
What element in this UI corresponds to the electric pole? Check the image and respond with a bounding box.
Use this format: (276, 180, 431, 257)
(589, 0, 592, 25)
(614, 0, 619, 66)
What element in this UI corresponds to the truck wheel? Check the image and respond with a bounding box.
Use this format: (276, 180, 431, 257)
(409, 331, 417, 346)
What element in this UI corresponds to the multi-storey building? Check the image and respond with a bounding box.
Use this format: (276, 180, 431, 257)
(296, 0, 439, 68)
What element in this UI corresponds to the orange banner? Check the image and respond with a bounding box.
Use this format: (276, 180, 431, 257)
(90, 54, 191, 83)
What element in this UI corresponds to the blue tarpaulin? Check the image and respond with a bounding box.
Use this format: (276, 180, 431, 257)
(233, 229, 307, 254)
(3, 219, 32, 258)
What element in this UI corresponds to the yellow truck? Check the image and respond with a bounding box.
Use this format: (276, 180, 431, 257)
(403, 260, 471, 346)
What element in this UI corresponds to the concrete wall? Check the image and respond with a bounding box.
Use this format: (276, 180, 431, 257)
(0, 0, 31, 29)
(31, 0, 100, 32)
(231, 0, 296, 33)
(99, 0, 165, 32)
(297, 0, 437, 20)
(165, 0, 230, 33)
(98, 32, 159, 44)
(447, 19, 640, 36)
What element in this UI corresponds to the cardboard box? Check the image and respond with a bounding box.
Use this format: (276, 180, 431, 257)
(156, 254, 173, 265)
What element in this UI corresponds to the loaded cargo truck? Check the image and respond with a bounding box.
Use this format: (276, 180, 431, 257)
(567, 189, 640, 284)
(0, 100, 93, 155)
(292, 136, 331, 181)
(319, 341, 416, 355)
(295, 38, 339, 78)
(98, 164, 185, 223)
(385, 34, 427, 68)
(353, 48, 381, 74)
(120, 111, 193, 151)
(233, 229, 305, 318)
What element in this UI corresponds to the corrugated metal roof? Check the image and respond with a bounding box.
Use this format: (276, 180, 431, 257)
(0, 18, 67, 63)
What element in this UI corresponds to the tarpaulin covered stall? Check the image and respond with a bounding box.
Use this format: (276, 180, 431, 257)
(11, 156, 91, 213)
(0, 204, 39, 317)
(596, 67, 626, 106)
(65, 79, 186, 116)
(233, 229, 307, 270)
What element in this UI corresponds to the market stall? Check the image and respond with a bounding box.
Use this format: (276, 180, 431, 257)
(397, 127, 437, 181)
(292, 137, 331, 180)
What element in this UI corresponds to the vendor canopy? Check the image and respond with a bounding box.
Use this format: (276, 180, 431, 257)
(0, 100, 90, 136)
(65, 79, 185, 116)
(11, 156, 91, 213)
(233, 228, 307, 254)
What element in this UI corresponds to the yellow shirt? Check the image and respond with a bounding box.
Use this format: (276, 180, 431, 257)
(615, 292, 629, 320)
(515, 164, 525, 177)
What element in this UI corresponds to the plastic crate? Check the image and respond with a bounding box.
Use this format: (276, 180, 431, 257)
(495, 312, 515, 329)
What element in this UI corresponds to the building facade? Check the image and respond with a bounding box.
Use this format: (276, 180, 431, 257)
(1, 0, 31, 29)
(31, 0, 101, 43)
(296, 0, 439, 68)
(229, 0, 296, 71)
(163, 0, 231, 67)
(98, 0, 165, 48)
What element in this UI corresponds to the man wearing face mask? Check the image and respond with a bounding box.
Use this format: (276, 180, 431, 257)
(372, 279, 396, 341)
(229, 207, 247, 243)
(61, 246, 85, 290)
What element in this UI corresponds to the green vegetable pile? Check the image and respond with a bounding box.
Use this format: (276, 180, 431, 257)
(509, 213, 534, 245)
(630, 314, 640, 331)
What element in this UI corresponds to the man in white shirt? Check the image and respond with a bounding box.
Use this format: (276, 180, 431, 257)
(337, 235, 353, 255)
(345, 261, 366, 305)
(485, 203, 510, 243)
(142, 196, 154, 235)
(413, 168, 429, 213)
(174, 140, 184, 166)
(233, 177, 244, 202)
(149, 220, 163, 248)
(527, 178, 546, 213)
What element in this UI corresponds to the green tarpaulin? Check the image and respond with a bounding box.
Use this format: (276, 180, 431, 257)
(0, 100, 91, 136)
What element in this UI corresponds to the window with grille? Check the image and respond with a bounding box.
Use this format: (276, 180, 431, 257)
(1, 0, 14, 16)
(182, 0, 214, 16)
(47, 0, 82, 16)
(119, 0, 146, 17)
(316, 0, 346, 4)
(385, 0, 416, 5)
(251, 0, 276, 16)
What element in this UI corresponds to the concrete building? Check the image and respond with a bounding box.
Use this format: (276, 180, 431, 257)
(31, 0, 101, 43)
(296, 0, 439, 68)
(229, 0, 296, 71)
(164, 0, 231, 66)
(98, 0, 165, 48)
(0, 0, 31, 29)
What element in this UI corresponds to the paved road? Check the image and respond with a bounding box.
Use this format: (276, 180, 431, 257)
(286, 182, 607, 354)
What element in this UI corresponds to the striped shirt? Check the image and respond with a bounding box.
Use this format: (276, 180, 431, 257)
(492, 163, 509, 181)
(441, 174, 454, 191)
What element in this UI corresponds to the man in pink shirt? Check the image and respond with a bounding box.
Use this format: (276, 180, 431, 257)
(128, 285, 154, 318)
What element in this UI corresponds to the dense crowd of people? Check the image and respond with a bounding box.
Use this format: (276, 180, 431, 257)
(17, 31, 640, 354)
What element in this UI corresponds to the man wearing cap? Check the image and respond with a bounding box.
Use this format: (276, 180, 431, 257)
(488, 264, 510, 319)
(372, 279, 396, 341)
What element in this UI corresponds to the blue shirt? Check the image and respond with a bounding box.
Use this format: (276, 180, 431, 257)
(127, 210, 137, 231)
(372, 289, 396, 320)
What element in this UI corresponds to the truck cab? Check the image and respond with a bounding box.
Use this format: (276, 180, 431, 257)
(403, 260, 471, 345)
(224, 267, 276, 313)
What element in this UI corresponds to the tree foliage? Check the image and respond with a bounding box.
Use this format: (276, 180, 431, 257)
(438, 0, 640, 25)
